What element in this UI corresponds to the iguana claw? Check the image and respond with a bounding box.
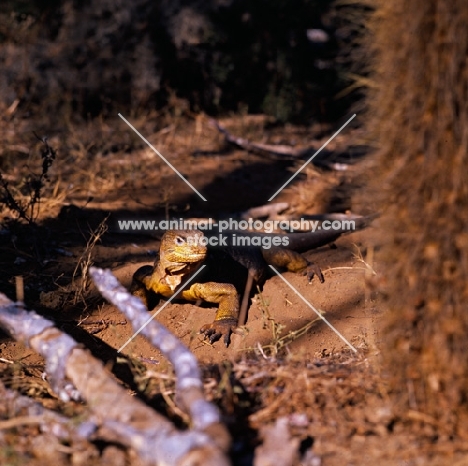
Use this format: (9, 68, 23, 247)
(200, 318, 238, 347)
(306, 262, 324, 283)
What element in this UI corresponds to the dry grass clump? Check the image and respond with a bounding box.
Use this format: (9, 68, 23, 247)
(232, 352, 384, 432)
(364, 0, 468, 436)
(207, 353, 465, 463)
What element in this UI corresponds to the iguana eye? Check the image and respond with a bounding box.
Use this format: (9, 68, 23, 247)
(175, 236, 186, 245)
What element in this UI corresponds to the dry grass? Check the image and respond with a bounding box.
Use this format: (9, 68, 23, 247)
(72, 215, 109, 305)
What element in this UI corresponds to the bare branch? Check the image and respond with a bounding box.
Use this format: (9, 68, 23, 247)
(89, 267, 231, 452)
(254, 418, 300, 466)
(0, 293, 230, 466)
(240, 202, 290, 220)
(210, 119, 311, 159)
(0, 381, 97, 440)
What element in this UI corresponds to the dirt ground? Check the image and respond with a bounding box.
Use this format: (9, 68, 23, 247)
(0, 114, 465, 465)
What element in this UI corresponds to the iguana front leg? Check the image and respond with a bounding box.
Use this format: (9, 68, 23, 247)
(261, 247, 324, 283)
(130, 265, 156, 305)
(181, 282, 239, 346)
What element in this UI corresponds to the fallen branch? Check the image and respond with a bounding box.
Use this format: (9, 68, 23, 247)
(89, 267, 231, 451)
(0, 293, 230, 466)
(240, 202, 290, 220)
(254, 417, 300, 466)
(0, 380, 97, 439)
(211, 119, 355, 171)
(210, 119, 313, 159)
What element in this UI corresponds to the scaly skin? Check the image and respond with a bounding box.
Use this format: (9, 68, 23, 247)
(131, 229, 328, 346)
(261, 246, 323, 282)
(128, 215, 376, 346)
(131, 230, 239, 346)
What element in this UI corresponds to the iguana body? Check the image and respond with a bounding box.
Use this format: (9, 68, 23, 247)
(132, 230, 240, 345)
(130, 223, 365, 346)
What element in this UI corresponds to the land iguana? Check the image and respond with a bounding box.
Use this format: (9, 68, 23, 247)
(130, 218, 371, 346)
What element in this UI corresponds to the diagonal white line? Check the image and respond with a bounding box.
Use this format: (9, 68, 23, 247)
(118, 113, 207, 201)
(269, 265, 357, 353)
(117, 265, 207, 353)
(268, 113, 356, 201)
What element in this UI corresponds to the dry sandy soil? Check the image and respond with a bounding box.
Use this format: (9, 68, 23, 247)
(0, 114, 464, 465)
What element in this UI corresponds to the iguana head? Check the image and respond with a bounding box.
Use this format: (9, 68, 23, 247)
(160, 229, 207, 267)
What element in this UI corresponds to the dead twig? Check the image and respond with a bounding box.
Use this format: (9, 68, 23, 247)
(72, 215, 109, 304)
(0, 381, 97, 440)
(210, 119, 313, 160)
(240, 202, 290, 220)
(0, 135, 57, 224)
(0, 292, 230, 466)
(253, 417, 300, 466)
(89, 266, 231, 451)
